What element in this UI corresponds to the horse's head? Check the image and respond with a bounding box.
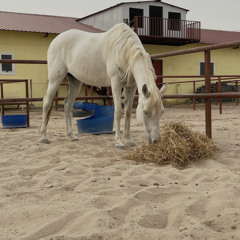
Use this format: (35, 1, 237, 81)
(137, 84, 167, 144)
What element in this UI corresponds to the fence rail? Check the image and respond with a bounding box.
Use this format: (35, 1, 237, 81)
(0, 59, 47, 64)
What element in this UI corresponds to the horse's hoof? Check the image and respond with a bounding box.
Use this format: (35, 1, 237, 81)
(114, 143, 125, 149)
(39, 137, 50, 144)
(71, 136, 79, 142)
(125, 140, 136, 147)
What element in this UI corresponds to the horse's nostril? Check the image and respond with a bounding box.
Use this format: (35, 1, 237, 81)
(148, 139, 157, 144)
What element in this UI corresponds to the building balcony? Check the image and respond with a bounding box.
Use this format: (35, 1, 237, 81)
(129, 16, 201, 45)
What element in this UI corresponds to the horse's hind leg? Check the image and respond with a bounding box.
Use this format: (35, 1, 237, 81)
(39, 73, 65, 143)
(64, 74, 82, 141)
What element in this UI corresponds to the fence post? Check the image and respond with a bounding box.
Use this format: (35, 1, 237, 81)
(25, 80, 30, 127)
(236, 80, 239, 106)
(0, 82, 4, 115)
(134, 16, 138, 35)
(193, 81, 196, 110)
(218, 77, 222, 114)
(205, 50, 212, 139)
(85, 85, 88, 103)
(91, 86, 94, 103)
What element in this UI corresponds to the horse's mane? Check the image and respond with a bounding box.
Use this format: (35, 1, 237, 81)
(107, 24, 160, 115)
(107, 23, 156, 83)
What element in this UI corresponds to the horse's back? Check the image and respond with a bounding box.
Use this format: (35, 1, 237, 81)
(47, 29, 111, 86)
(48, 23, 134, 61)
(48, 29, 104, 60)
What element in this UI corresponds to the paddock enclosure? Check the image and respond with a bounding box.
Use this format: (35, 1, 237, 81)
(1, 39, 240, 139)
(0, 104, 239, 239)
(1, 37, 240, 239)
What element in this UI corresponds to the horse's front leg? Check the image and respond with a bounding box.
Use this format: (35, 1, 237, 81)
(123, 85, 137, 147)
(64, 75, 82, 141)
(111, 82, 125, 149)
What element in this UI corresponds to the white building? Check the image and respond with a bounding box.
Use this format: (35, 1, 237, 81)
(78, 0, 200, 45)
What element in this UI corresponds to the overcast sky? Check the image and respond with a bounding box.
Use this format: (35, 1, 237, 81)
(1, 0, 240, 31)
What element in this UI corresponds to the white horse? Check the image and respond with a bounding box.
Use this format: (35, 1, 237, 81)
(39, 23, 167, 148)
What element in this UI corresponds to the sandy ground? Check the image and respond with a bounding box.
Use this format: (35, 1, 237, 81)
(0, 103, 240, 240)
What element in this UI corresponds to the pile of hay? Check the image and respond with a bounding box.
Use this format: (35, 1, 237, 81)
(125, 122, 217, 167)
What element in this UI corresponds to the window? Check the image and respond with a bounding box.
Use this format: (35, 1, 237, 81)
(0, 53, 15, 75)
(168, 12, 181, 31)
(129, 8, 144, 28)
(200, 62, 215, 76)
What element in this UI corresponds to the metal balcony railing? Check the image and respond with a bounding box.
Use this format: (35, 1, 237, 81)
(130, 16, 201, 45)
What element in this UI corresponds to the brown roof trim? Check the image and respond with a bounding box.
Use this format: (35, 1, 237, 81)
(0, 10, 77, 20)
(200, 28, 240, 44)
(77, 0, 188, 21)
(0, 11, 103, 34)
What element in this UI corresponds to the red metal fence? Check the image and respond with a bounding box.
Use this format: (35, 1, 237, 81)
(155, 75, 240, 113)
(0, 79, 30, 127)
(151, 40, 240, 138)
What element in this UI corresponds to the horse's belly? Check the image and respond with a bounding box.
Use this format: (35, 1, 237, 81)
(71, 67, 111, 87)
(83, 75, 111, 87)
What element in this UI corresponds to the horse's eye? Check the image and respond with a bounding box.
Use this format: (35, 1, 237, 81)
(143, 110, 147, 115)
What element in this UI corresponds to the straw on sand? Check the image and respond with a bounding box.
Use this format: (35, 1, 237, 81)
(124, 122, 217, 167)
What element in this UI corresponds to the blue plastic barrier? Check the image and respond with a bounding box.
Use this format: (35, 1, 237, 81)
(1, 115, 27, 128)
(76, 103, 114, 134)
(73, 102, 99, 111)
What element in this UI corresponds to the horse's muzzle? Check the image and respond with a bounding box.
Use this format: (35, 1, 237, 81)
(148, 137, 158, 144)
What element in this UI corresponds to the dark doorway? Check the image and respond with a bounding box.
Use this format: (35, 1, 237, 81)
(152, 59, 163, 88)
(129, 8, 144, 28)
(149, 6, 163, 36)
(168, 12, 181, 31)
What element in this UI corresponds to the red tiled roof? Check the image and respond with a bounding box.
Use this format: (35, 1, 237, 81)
(200, 29, 240, 44)
(0, 11, 103, 34)
(1, 11, 240, 45)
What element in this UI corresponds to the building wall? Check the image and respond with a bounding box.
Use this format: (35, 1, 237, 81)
(0, 31, 53, 107)
(80, 5, 123, 31)
(122, 2, 186, 20)
(0, 30, 97, 108)
(80, 2, 186, 31)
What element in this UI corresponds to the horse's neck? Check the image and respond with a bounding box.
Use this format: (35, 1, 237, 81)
(131, 57, 152, 96)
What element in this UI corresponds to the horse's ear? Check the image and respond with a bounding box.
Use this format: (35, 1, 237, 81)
(142, 84, 150, 97)
(159, 84, 167, 96)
